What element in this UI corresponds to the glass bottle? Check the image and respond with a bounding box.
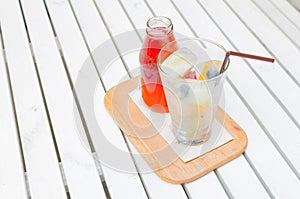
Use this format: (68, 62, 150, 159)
(139, 16, 177, 113)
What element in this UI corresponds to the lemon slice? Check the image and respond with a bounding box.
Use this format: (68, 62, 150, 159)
(198, 60, 222, 80)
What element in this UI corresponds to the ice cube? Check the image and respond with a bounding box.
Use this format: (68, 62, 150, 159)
(206, 68, 219, 79)
(161, 47, 198, 77)
(188, 84, 211, 107)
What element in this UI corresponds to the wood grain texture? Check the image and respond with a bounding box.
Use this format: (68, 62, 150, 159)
(104, 77, 247, 184)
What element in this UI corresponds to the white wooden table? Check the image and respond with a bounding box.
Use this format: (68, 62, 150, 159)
(1, 0, 300, 198)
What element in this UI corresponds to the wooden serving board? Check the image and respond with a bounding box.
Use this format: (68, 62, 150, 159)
(104, 77, 248, 184)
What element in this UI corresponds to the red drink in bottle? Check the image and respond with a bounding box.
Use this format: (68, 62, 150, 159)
(139, 16, 177, 112)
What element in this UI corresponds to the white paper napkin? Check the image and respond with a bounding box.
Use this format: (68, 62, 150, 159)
(128, 88, 233, 162)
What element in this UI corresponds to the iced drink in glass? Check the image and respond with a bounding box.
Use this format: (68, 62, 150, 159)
(157, 38, 229, 145)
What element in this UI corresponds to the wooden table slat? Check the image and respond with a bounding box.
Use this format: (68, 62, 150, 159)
(184, 172, 229, 198)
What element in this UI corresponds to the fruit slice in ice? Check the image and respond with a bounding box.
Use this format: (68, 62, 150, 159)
(161, 47, 197, 77)
(182, 70, 197, 79)
(197, 60, 221, 80)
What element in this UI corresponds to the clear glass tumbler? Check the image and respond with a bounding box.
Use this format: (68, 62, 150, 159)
(157, 38, 229, 145)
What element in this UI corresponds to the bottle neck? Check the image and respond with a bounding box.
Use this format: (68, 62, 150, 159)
(146, 16, 173, 37)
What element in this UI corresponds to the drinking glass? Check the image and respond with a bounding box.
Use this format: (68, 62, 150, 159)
(157, 38, 229, 145)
